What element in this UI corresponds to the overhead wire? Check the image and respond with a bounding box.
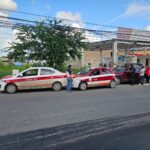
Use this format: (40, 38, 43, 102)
(0, 8, 117, 29)
(0, 8, 150, 42)
(0, 15, 150, 40)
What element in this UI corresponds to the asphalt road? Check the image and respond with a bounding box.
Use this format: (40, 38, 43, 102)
(0, 84, 150, 149)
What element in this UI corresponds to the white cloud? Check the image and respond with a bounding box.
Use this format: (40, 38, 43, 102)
(145, 25, 150, 31)
(124, 2, 150, 16)
(104, 14, 123, 24)
(0, 11, 7, 17)
(72, 23, 81, 28)
(0, 0, 17, 10)
(0, 0, 17, 56)
(105, 1, 150, 24)
(0, 28, 16, 56)
(56, 11, 82, 21)
(56, 11, 102, 43)
(0, 11, 9, 23)
(56, 11, 83, 28)
(84, 31, 101, 43)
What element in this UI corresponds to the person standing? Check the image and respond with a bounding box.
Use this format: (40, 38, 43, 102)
(66, 65, 73, 92)
(145, 66, 150, 85)
(130, 64, 136, 85)
(139, 66, 146, 85)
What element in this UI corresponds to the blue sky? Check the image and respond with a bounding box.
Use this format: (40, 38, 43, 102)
(12, 0, 150, 30)
(0, 0, 150, 56)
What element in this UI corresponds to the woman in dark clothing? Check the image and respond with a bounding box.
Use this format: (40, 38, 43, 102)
(130, 64, 136, 85)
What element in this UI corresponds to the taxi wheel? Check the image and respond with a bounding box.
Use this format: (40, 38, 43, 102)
(5, 84, 18, 94)
(79, 82, 87, 91)
(110, 80, 116, 88)
(116, 77, 121, 85)
(52, 82, 62, 91)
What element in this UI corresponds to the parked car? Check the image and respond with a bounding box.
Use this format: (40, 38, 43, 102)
(0, 67, 67, 93)
(73, 67, 117, 91)
(113, 65, 140, 84)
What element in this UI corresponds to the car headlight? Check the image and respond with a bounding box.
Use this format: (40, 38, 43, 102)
(0, 80, 6, 85)
(74, 77, 80, 81)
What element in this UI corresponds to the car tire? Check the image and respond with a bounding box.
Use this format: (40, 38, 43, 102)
(116, 77, 121, 85)
(79, 82, 87, 91)
(109, 80, 116, 88)
(5, 84, 18, 94)
(52, 82, 62, 91)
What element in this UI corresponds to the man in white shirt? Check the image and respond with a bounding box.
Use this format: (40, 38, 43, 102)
(139, 66, 146, 85)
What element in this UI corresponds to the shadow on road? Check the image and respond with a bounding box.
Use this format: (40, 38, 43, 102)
(1, 112, 150, 150)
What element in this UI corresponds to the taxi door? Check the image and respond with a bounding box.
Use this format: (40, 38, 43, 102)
(16, 68, 39, 89)
(88, 68, 101, 87)
(99, 68, 113, 86)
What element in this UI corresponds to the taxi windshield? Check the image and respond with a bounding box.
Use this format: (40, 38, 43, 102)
(78, 68, 92, 75)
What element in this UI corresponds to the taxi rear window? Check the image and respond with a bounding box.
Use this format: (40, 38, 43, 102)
(40, 69, 55, 75)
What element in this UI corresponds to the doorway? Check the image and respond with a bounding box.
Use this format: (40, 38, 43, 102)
(146, 58, 149, 66)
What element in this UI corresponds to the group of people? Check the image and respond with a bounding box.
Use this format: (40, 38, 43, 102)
(128, 64, 150, 85)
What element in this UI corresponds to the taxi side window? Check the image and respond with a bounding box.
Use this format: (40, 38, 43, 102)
(40, 69, 55, 75)
(115, 68, 125, 73)
(102, 69, 111, 75)
(22, 69, 38, 77)
(90, 69, 100, 76)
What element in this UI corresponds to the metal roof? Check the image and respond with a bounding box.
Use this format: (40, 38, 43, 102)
(88, 39, 150, 50)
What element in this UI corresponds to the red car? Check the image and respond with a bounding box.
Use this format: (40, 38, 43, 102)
(113, 66, 140, 84)
(73, 67, 117, 91)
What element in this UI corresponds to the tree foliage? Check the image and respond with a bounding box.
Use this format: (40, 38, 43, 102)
(7, 19, 87, 68)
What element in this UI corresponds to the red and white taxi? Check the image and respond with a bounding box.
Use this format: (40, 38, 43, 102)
(0, 67, 67, 93)
(73, 67, 117, 91)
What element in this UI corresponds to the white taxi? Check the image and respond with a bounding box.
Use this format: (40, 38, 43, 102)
(0, 67, 67, 93)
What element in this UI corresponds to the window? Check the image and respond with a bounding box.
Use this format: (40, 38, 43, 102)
(114, 68, 125, 73)
(90, 69, 100, 76)
(78, 68, 92, 75)
(40, 69, 55, 75)
(102, 69, 111, 75)
(22, 69, 38, 77)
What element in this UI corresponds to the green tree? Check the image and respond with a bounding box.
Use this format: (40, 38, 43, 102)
(7, 20, 87, 68)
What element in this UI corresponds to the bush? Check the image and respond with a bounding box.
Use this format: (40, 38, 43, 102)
(0, 62, 30, 78)
(72, 66, 87, 74)
(0, 61, 87, 78)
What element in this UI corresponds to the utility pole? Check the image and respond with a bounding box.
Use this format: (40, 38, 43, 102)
(112, 40, 118, 67)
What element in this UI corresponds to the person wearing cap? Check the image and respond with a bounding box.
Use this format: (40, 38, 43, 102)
(66, 65, 73, 92)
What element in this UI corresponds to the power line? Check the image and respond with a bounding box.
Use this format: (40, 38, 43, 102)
(0, 15, 150, 41)
(1, 8, 150, 39)
(0, 8, 118, 29)
(0, 15, 40, 25)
